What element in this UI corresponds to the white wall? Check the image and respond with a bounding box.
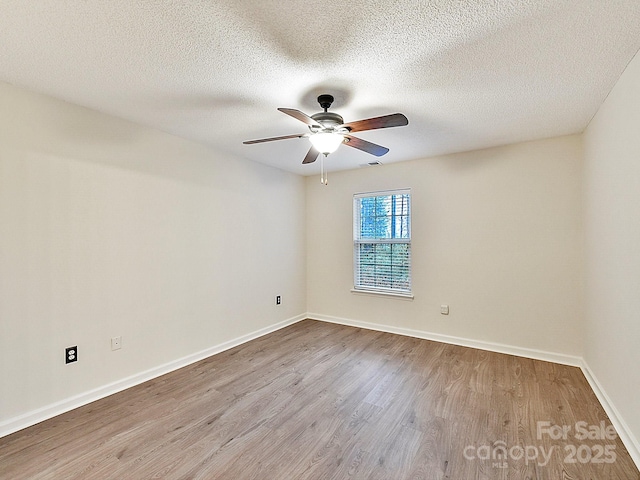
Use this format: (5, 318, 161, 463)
(583, 50, 640, 451)
(3, 49, 639, 458)
(307, 136, 584, 357)
(0, 83, 306, 425)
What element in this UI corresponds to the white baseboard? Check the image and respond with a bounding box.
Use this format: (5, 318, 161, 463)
(580, 361, 640, 468)
(307, 312, 640, 471)
(307, 313, 582, 366)
(4, 312, 639, 472)
(0, 314, 306, 439)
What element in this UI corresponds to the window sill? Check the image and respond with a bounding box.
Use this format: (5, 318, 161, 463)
(350, 288, 414, 300)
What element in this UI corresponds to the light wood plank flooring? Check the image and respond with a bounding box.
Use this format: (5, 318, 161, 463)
(1, 320, 638, 479)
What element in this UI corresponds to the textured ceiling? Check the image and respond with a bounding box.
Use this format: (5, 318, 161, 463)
(1, 1, 639, 175)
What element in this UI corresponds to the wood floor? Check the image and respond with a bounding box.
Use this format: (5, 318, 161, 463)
(1, 320, 638, 479)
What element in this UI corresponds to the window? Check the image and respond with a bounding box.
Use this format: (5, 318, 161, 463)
(353, 189, 411, 296)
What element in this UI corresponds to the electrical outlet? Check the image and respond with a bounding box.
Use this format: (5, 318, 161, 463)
(276, 295, 281, 305)
(65, 346, 78, 364)
(111, 336, 122, 351)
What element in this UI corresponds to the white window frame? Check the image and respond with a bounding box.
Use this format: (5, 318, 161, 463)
(352, 189, 413, 299)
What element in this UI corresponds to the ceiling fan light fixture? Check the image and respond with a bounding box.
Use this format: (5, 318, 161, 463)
(309, 132, 344, 155)
(243, 94, 408, 166)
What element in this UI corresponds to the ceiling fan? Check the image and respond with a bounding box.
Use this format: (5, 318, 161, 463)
(243, 94, 408, 182)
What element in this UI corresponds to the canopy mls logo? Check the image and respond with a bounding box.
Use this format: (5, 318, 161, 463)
(463, 421, 618, 468)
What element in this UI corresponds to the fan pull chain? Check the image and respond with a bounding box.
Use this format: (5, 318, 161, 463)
(320, 154, 328, 185)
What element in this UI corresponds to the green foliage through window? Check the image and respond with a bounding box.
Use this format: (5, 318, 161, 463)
(354, 190, 411, 294)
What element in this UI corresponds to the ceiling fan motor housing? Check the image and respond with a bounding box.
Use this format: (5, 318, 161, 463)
(312, 94, 346, 132)
(310, 111, 344, 130)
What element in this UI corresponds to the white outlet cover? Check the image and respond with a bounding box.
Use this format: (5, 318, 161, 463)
(111, 337, 122, 350)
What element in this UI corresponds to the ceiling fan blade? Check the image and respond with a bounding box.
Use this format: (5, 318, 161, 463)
(344, 134, 389, 157)
(278, 108, 321, 127)
(302, 146, 319, 164)
(341, 113, 408, 133)
(243, 133, 306, 144)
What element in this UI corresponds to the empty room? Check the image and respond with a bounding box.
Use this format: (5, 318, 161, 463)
(1, 1, 639, 479)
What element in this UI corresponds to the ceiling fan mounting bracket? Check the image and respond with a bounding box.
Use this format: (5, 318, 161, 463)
(317, 94, 334, 112)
